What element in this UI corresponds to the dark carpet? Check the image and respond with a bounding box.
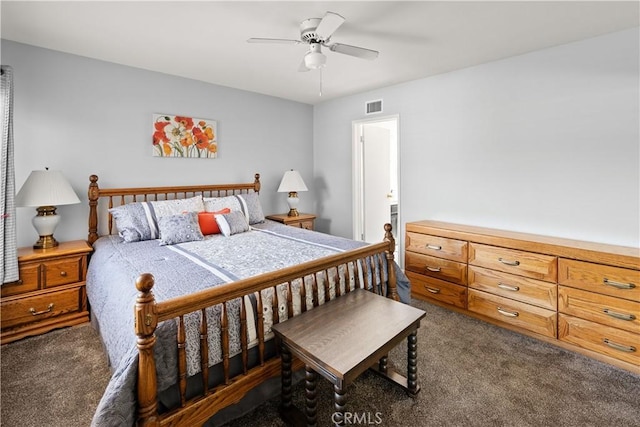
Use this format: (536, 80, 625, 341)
(1, 299, 639, 426)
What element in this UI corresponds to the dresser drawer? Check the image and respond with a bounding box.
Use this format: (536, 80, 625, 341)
(468, 266, 557, 310)
(558, 286, 639, 334)
(407, 271, 467, 309)
(1, 264, 40, 297)
(297, 220, 314, 230)
(43, 256, 83, 288)
(468, 289, 557, 338)
(405, 232, 467, 262)
(559, 314, 639, 367)
(558, 259, 640, 302)
(1, 287, 83, 329)
(469, 243, 557, 282)
(405, 252, 467, 285)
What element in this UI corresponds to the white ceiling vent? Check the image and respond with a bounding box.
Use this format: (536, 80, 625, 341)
(365, 99, 383, 115)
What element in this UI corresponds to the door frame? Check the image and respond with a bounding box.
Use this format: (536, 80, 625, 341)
(352, 114, 401, 260)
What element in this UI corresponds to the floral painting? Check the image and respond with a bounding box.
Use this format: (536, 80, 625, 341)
(152, 114, 217, 158)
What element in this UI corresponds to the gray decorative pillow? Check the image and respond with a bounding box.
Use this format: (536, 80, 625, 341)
(238, 192, 265, 224)
(157, 212, 204, 245)
(203, 192, 264, 225)
(215, 210, 250, 237)
(109, 202, 154, 242)
(108, 196, 204, 242)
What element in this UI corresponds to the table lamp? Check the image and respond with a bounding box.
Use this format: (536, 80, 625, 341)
(15, 169, 81, 249)
(277, 170, 308, 217)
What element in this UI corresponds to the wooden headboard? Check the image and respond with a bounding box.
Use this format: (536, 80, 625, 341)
(87, 173, 261, 244)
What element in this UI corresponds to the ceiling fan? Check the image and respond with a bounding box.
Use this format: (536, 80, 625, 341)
(247, 11, 379, 72)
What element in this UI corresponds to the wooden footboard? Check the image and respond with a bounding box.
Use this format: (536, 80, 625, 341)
(134, 227, 398, 426)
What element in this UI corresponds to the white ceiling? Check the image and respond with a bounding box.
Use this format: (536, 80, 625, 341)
(2, 1, 638, 105)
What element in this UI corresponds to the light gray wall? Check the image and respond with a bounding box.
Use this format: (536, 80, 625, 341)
(2, 40, 314, 248)
(313, 28, 640, 248)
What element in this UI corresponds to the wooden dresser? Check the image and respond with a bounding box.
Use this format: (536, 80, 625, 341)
(1, 240, 92, 345)
(405, 220, 639, 373)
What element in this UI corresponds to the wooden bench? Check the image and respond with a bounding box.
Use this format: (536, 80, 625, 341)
(272, 288, 426, 426)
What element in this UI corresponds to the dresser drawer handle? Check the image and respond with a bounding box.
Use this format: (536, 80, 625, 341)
(426, 244, 442, 251)
(424, 286, 441, 294)
(30, 303, 54, 316)
(603, 338, 636, 353)
(497, 283, 520, 292)
(498, 258, 520, 267)
(497, 307, 519, 318)
(60, 271, 68, 277)
(426, 266, 441, 272)
(602, 309, 636, 321)
(603, 279, 636, 290)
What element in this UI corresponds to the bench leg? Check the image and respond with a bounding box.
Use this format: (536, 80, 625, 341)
(281, 344, 293, 409)
(305, 365, 317, 426)
(407, 330, 420, 396)
(333, 384, 346, 426)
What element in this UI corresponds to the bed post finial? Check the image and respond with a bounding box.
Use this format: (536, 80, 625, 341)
(254, 173, 261, 193)
(384, 223, 400, 301)
(88, 175, 100, 245)
(135, 273, 159, 426)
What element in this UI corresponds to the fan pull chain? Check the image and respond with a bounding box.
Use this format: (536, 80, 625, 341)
(319, 68, 323, 97)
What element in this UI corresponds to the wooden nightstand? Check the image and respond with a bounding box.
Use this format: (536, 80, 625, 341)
(1, 240, 92, 345)
(266, 213, 316, 231)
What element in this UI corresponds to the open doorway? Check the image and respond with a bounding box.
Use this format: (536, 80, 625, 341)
(352, 116, 399, 256)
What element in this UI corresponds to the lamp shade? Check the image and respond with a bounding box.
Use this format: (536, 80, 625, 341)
(15, 170, 81, 207)
(277, 170, 308, 193)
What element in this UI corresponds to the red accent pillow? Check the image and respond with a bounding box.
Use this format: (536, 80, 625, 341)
(198, 208, 231, 235)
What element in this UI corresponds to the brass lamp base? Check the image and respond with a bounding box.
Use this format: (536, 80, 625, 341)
(287, 208, 300, 217)
(34, 234, 59, 249)
(286, 191, 300, 217)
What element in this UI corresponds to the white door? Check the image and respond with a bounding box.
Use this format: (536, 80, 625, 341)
(362, 125, 392, 243)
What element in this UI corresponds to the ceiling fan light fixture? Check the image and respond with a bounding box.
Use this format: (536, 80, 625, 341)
(304, 51, 326, 69)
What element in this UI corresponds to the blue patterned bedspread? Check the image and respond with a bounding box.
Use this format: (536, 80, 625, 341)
(88, 221, 409, 426)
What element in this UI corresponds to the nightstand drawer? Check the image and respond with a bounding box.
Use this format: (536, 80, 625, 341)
(405, 232, 467, 263)
(1, 287, 83, 330)
(298, 220, 314, 230)
(469, 243, 557, 282)
(405, 252, 467, 285)
(1, 264, 39, 297)
(43, 256, 83, 288)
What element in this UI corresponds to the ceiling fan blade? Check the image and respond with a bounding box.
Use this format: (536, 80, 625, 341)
(315, 11, 345, 40)
(328, 43, 379, 60)
(247, 38, 301, 44)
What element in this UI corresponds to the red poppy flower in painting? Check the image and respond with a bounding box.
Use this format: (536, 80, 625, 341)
(153, 121, 170, 145)
(152, 114, 217, 158)
(174, 116, 194, 131)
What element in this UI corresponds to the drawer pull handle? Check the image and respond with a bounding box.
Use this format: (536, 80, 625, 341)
(498, 258, 520, 266)
(426, 244, 442, 251)
(29, 303, 54, 316)
(497, 283, 520, 292)
(603, 339, 636, 353)
(602, 309, 636, 321)
(603, 279, 636, 290)
(497, 307, 519, 318)
(426, 266, 441, 272)
(425, 286, 441, 294)
(60, 271, 68, 277)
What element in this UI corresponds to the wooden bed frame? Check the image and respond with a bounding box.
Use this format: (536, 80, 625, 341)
(87, 174, 399, 426)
